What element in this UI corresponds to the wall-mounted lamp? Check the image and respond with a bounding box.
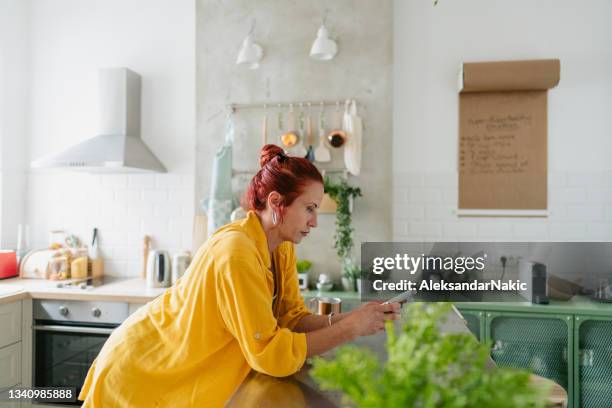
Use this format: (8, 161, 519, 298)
(237, 20, 264, 69)
(309, 14, 337, 61)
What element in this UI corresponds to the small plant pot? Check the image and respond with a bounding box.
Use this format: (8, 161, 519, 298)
(342, 277, 356, 292)
(298, 272, 309, 290)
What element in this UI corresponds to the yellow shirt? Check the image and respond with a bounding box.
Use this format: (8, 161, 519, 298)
(78, 211, 311, 407)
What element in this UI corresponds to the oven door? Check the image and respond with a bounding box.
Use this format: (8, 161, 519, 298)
(33, 322, 115, 406)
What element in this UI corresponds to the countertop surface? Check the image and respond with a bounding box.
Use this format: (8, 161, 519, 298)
(228, 310, 568, 408)
(228, 364, 567, 408)
(456, 294, 612, 316)
(0, 277, 167, 304)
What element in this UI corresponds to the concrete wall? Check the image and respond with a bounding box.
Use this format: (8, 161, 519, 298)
(24, 0, 195, 276)
(393, 0, 612, 241)
(196, 0, 393, 283)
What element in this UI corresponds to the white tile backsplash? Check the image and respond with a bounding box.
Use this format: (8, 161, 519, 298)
(512, 222, 549, 238)
(424, 205, 456, 221)
(393, 204, 425, 220)
(549, 187, 587, 204)
(477, 222, 514, 238)
(128, 175, 157, 189)
(27, 172, 194, 277)
(100, 175, 128, 189)
(442, 222, 478, 238)
(393, 171, 612, 241)
(423, 172, 458, 188)
(567, 172, 607, 187)
(406, 221, 442, 237)
(142, 189, 169, 204)
(565, 205, 605, 221)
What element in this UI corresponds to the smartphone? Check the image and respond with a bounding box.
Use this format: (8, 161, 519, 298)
(382, 290, 413, 305)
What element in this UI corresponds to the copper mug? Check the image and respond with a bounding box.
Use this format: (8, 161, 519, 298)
(309, 297, 342, 315)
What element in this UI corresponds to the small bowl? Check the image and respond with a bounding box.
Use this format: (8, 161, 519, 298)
(316, 282, 334, 292)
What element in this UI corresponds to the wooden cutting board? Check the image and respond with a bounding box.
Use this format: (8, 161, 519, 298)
(530, 374, 567, 408)
(192, 215, 208, 254)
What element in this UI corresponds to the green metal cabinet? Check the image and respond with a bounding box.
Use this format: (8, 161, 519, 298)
(457, 299, 612, 408)
(300, 293, 612, 408)
(574, 315, 612, 408)
(459, 309, 485, 341)
(484, 311, 573, 404)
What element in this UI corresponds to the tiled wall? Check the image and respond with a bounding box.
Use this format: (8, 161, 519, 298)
(393, 171, 612, 242)
(27, 172, 195, 277)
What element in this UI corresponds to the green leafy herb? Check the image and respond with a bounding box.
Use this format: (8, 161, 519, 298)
(296, 259, 312, 274)
(341, 261, 360, 280)
(311, 303, 550, 408)
(323, 177, 362, 261)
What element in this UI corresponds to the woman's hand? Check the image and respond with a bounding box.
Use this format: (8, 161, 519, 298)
(343, 302, 401, 337)
(305, 302, 401, 357)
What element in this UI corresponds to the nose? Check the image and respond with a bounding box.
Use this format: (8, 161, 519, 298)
(309, 212, 318, 228)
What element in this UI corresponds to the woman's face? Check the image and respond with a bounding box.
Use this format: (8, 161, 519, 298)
(278, 181, 324, 244)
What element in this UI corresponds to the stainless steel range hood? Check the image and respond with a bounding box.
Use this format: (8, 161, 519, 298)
(31, 68, 167, 173)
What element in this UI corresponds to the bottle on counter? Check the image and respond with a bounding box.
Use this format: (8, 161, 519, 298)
(71, 257, 88, 279)
(16, 224, 30, 266)
(87, 228, 104, 279)
(172, 251, 192, 284)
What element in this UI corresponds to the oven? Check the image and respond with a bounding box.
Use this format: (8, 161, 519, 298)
(32, 299, 128, 405)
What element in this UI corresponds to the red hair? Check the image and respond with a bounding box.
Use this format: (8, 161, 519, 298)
(244, 144, 323, 218)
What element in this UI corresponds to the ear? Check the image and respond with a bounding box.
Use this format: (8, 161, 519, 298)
(267, 191, 283, 211)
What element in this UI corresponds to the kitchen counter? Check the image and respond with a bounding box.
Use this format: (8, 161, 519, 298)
(457, 295, 612, 317)
(0, 277, 167, 304)
(229, 365, 567, 408)
(228, 315, 568, 408)
(302, 290, 612, 316)
(228, 329, 390, 408)
(227, 363, 341, 408)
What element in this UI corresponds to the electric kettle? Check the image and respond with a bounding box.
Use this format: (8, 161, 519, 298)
(146, 250, 171, 288)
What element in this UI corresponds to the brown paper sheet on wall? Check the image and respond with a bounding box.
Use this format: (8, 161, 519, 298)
(458, 59, 560, 211)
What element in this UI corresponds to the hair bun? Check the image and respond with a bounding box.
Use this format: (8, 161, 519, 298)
(259, 144, 286, 168)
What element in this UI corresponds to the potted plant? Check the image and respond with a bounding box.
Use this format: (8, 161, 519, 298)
(296, 259, 312, 290)
(311, 302, 550, 407)
(324, 177, 362, 291)
(341, 261, 360, 292)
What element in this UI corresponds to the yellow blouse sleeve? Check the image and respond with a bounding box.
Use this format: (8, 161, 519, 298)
(215, 253, 307, 377)
(277, 244, 312, 330)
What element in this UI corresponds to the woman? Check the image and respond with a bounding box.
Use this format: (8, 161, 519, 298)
(79, 144, 400, 407)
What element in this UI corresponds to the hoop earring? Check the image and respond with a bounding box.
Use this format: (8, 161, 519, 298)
(272, 212, 278, 225)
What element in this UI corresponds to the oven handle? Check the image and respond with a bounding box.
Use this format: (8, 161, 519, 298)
(32, 324, 115, 335)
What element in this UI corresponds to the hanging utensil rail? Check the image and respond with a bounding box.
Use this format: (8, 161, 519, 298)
(227, 99, 362, 113)
(233, 168, 348, 176)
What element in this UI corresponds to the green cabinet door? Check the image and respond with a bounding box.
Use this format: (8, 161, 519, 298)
(574, 315, 612, 408)
(485, 312, 574, 407)
(456, 307, 485, 342)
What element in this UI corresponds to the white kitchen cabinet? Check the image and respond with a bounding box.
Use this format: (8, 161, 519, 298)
(128, 302, 146, 315)
(0, 384, 22, 407)
(0, 300, 25, 407)
(0, 342, 22, 391)
(0, 301, 22, 348)
(20, 299, 32, 388)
